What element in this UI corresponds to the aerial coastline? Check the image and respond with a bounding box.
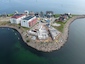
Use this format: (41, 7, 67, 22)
(0, 12, 85, 52)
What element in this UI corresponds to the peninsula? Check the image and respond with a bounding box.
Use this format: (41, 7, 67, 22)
(0, 11, 85, 52)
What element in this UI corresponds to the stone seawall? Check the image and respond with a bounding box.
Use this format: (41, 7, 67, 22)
(62, 15, 85, 46)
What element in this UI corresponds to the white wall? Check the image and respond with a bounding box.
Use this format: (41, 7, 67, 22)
(21, 20, 29, 28)
(21, 16, 37, 28)
(10, 18, 21, 24)
(10, 15, 26, 24)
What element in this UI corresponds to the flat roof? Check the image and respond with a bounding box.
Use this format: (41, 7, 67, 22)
(23, 16, 34, 20)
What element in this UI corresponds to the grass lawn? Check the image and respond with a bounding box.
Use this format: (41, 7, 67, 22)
(53, 18, 71, 32)
(8, 14, 14, 17)
(52, 14, 74, 32)
(53, 21, 65, 32)
(53, 14, 61, 18)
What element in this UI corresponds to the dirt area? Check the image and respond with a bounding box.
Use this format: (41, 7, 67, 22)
(0, 17, 11, 22)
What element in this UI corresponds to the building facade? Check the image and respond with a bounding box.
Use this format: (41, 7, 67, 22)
(10, 14, 26, 24)
(21, 16, 37, 28)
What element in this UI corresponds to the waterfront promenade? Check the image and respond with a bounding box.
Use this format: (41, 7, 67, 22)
(0, 15, 85, 52)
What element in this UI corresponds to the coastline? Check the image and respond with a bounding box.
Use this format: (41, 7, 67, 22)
(0, 15, 85, 52)
(62, 15, 85, 46)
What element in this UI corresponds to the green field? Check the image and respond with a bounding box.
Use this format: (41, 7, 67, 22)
(53, 14, 73, 32)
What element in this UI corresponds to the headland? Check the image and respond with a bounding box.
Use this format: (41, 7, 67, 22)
(0, 13, 85, 52)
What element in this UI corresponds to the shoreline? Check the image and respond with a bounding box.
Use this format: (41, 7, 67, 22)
(62, 15, 85, 46)
(0, 15, 85, 52)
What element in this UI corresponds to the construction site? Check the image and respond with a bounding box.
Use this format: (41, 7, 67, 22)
(27, 18, 61, 43)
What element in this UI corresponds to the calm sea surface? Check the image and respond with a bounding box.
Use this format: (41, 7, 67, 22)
(0, 0, 85, 64)
(0, 19, 85, 64)
(0, 0, 85, 14)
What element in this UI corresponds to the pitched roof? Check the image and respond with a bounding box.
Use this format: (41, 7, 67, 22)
(11, 14, 25, 19)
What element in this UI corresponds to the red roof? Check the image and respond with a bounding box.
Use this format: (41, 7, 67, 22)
(11, 14, 25, 19)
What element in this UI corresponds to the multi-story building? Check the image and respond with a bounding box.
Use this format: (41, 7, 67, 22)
(21, 16, 37, 28)
(10, 14, 26, 24)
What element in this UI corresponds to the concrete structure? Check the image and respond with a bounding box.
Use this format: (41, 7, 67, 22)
(38, 25, 48, 39)
(28, 30, 37, 36)
(10, 14, 26, 24)
(21, 16, 37, 28)
(49, 27, 59, 40)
